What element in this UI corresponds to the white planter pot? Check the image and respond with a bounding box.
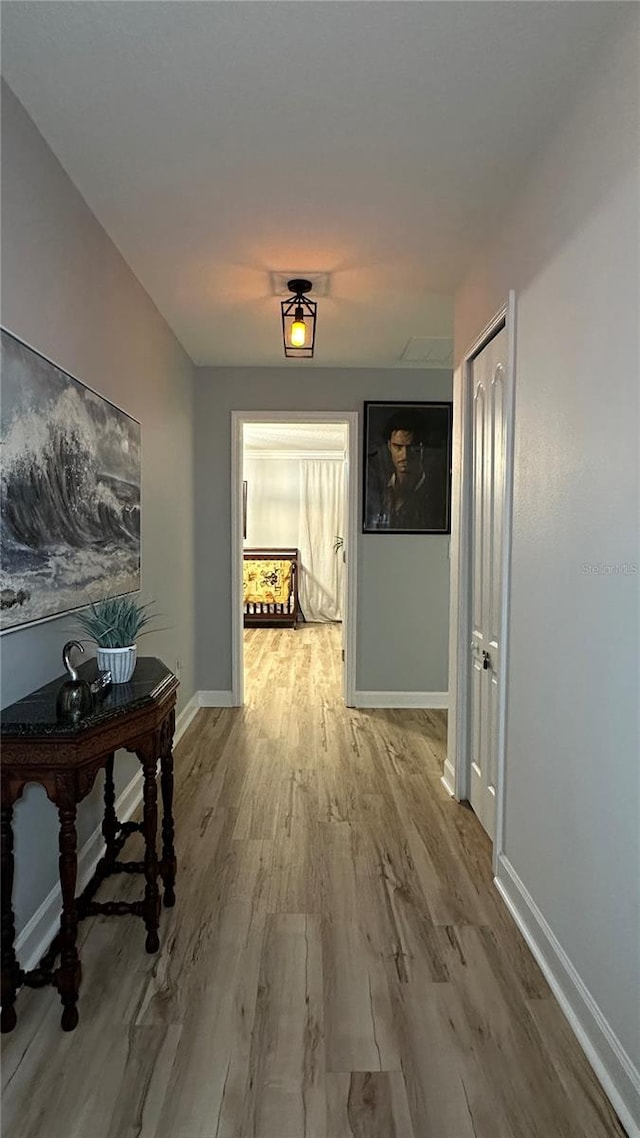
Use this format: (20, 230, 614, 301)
(96, 644, 137, 684)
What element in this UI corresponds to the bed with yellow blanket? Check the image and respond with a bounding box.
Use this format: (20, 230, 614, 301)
(243, 548, 300, 628)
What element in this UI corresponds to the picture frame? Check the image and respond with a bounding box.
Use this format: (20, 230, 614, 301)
(0, 328, 141, 634)
(362, 400, 452, 534)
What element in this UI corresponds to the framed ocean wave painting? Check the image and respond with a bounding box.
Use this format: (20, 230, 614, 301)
(0, 329, 141, 634)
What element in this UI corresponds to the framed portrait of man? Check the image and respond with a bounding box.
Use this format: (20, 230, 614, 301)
(363, 400, 452, 534)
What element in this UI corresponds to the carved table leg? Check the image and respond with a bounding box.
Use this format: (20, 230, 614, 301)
(55, 805, 81, 1031)
(101, 754, 118, 865)
(1, 805, 20, 1033)
(140, 747, 161, 953)
(160, 712, 177, 907)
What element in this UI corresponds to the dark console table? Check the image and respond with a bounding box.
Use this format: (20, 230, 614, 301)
(0, 657, 178, 1032)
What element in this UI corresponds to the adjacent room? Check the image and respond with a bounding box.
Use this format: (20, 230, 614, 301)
(1, 2, 638, 1136)
(241, 419, 348, 714)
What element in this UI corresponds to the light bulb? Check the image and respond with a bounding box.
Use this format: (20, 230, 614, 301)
(290, 319, 306, 348)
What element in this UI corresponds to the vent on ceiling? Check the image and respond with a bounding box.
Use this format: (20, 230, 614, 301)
(270, 271, 330, 298)
(400, 337, 453, 367)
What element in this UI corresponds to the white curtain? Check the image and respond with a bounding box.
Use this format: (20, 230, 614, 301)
(298, 460, 345, 622)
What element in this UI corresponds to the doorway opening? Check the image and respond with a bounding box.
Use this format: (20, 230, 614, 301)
(231, 411, 358, 707)
(445, 294, 516, 868)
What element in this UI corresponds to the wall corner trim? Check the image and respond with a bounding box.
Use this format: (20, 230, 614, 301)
(353, 691, 448, 709)
(14, 690, 200, 975)
(495, 853, 640, 1137)
(441, 759, 456, 797)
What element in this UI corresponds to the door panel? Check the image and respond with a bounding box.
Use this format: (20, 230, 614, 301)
(468, 328, 507, 840)
(489, 364, 505, 650)
(471, 382, 486, 650)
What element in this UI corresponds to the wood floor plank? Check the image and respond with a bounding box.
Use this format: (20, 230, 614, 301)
(3, 1015, 180, 1138)
(152, 897, 266, 1138)
(355, 791, 449, 985)
(323, 917, 400, 1073)
(438, 924, 590, 1138)
(269, 817, 324, 916)
(242, 913, 325, 1138)
(136, 828, 269, 1028)
(105, 1025, 182, 1138)
(232, 742, 282, 840)
(326, 1071, 416, 1138)
(320, 820, 362, 924)
(1, 625, 626, 1138)
(526, 997, 629, 1138)
(388, 980, 480, 1138)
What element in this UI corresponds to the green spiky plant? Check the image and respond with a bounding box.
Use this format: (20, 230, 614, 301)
(75, 595, 155, 648)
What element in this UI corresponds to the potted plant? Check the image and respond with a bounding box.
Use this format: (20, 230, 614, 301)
(75, 595, 155, 684)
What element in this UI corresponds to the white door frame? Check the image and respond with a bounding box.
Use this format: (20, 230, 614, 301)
(444, 292, 516, 872)
(231, 410, 359, 707)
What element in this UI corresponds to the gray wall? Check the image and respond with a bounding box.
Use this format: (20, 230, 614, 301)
(455, 10, 639, 1085)
(1, 83, 198, 940)
(194, 367, 452, 695)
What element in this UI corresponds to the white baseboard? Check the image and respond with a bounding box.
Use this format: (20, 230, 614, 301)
(354, 690, 448, 709)
(198, 690, 235, 708)
(175, 692, 200, 737)
(495, 853, 640, 1138)
(198, 690, 448, 711)
(15, 691, 200, 975)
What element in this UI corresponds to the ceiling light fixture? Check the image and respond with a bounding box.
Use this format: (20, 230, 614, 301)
(281, 278, 317, 359)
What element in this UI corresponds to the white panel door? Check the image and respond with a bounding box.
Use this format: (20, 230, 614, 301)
(469, 327, 507, 840)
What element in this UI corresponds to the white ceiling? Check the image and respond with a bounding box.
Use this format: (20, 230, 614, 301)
(1, 2, 620, 368)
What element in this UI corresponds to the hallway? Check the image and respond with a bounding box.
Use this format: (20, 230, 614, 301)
(1, 626, 625, 1137)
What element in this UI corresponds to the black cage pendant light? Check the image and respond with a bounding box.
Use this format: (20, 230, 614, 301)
(281, 278, 317, 359)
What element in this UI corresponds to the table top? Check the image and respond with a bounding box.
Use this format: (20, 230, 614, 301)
(1, 657, 178, 739)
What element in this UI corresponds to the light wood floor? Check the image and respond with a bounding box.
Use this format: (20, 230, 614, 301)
(1, 624, 626, 1137)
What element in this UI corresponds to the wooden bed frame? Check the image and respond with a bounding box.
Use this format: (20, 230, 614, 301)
(243, 547, 300, 629)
